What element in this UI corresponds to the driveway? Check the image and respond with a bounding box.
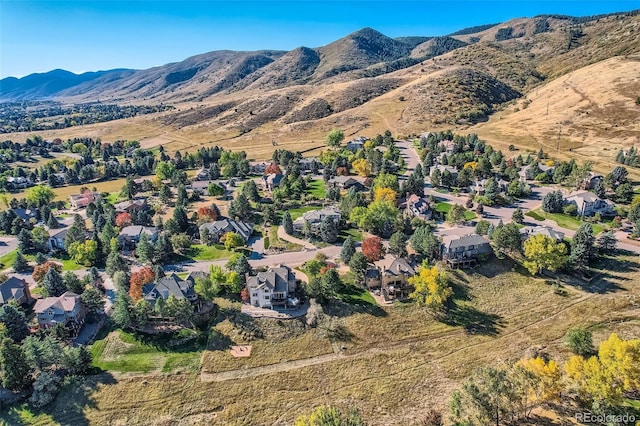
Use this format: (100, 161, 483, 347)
(0, 236, 17, 258)
(277, 225, 315, 250)
(396, 139, 419, 179)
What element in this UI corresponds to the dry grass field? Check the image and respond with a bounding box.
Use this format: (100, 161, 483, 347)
(3, 254, 639, 425)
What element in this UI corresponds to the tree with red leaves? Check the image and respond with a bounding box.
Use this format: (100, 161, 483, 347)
(116, 212, 132, 229)
(32, 261, 62, 284)
(129, 267, 155, 301)
(336, 166, 349, 176)
(197, 206, 220, 223)
(264, 163, 282, 175)
(361, 236, 384, 262)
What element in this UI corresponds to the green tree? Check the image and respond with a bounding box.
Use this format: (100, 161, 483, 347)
(207, 183, 224, 197)
(120, 176, 138, 200)
(319, 217, 339, 243)
(388, 231, 407, 257)
(154, 161, 176, 180)
(223, 232, 245, 250)
(348, 252, 368, 283)
(176, 184, 188, 207)
(0, 338, 32, 391)
(569, 223, 595, 271)
(170, 233, 192, 254)
(17, 229, 32, 252)
(226, 253, 251, 281)
(511, 207, 524, 224)
(523, 234, 568, 275)
(326, 128, 344, 149)
(112, 292, 132, 328)
(242, 179, 260, 202)
(159, 184, 173, 204)
(25, 185, 55, 207)
(136, 233, 155, 264)
(596, 230, 617, 253)
(63, 271, 84, 294)
(13, 250, 29, 273)
(31, 226, 50, 252)
(0, 304, 30, 342)
(409, 226, 439, 259)
(194, 277, 221, 302)
(81, 287, 105, 315)
(446, 204, 466, 225)
(491, 223, 522, 258)
(42, 266, 66, 297)
(321, 269, 342, 299)
(282, 211, 294, 235)
(68, 240, 98, 266)
(340, 236, 356, 263)
(565, 327, 595, 357)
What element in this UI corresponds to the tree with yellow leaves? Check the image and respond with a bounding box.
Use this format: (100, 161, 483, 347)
(523, 234, 568, 275)
(373, 187, 397, 203)
(517, 357, 562, 403)
(409, 265, 452, 312)
(351, 158, 371, 177)
(564, 333, 640, 406)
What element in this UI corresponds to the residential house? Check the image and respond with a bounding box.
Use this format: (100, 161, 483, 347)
(520, 225, 565, 243)
(119, 225, 158, 248)
(0, 277, 31, 306)
(69, 192, 102, 209)
(7, 176, 32, 189)
(441, 234, 492, 268)
(471, 178, 509, 195)
(34, 292, 85, 331)
(246, 265, 298, 309)
(11, 208, 38, 222)
(261, 173, 284, 192)
(585, 173, 604, 190)
(328, 176, 362, 190)
(188, 180, 225, 195)
(438, 140, 455, 154)
(114, 198, 148, 214)
(345, 136, 367, 152)
(365, 257, 416, 301)
(564, 191, 616, 217)
(299, 158, 322, 172)
(142, 272, 204, 307)
(249, 161, 270, 175)
(432, 165, 458, 179)
(47, 227, 69, 251)
(194, 168, 209, 181)
(519, 164, 554, 182)
(293, 207, 341, 232)
(199, 218, 253, 243)
(405, 194, 432, 221)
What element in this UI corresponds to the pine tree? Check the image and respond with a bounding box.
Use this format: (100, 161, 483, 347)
(569, 223, 595, 271)
(389, 231, 407, 257)
(112, 292, 132, 329)
(46, 214, 59, 229)
(136, 233, 154, 264)
(42, 267, 66, 297)
(0, 304, 30, 342)
(12, 250, 29, 272)
(176, 184, 188, 207)
(17, 229, 32, 252)
(282, 211, 294, 235)
(34, 252, 47, 265)
(0, 338, 32, 391)
(319, 217, 338, 243)
(511, 207, 524, 224)
(341, 236, 356, 263)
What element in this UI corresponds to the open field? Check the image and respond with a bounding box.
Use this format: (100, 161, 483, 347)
(4, 254, 639, 425)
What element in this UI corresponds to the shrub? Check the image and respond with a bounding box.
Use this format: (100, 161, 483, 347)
(563, 203, 578, 216)
(565, 327, 594, 356)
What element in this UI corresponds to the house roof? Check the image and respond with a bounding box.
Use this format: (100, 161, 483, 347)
(294, 207, 341, 224)
(48, 227, 69, 239)
(520, 225, 565, 241)
(406, 194, 430, 213)
(374, 257, 416, 276)
(0, 277, 27, 304)
(143, 273, 196, 302)
(247, 265, 293, 293)
(11, 208, 37, 221)
(329, 175, 357, 185)
(262, 173, 284, 186)
(433, 165, 458, 175)
(199, 218, 253, 240)
(442, 234, 490, 250)
(566, 191, 601, 203)
(114, 198, 147, 212)
(119, 225, 158, 238)
(34, 292, 81, 314)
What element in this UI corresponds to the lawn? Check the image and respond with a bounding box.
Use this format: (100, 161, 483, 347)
(287, 205, 317, 221)
(187, 244, 234, 261)
(90, 326, 204, 374)
(526, 209, 606, 234)
(435, 202, 476, 221)
(306, 179, 326, 199)
(14, 178, 129, 204)
(341, 228, 364, 242)
(268, 226, 303, 251)
(50, 253, 83, 271)
(0, 250, 18, 270)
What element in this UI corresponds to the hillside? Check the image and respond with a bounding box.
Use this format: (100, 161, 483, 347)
(1, 10, 639, 165)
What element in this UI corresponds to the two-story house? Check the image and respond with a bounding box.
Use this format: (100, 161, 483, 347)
(114, 198, 148, 214)
(261, 173, 284, 192)
(119, 225, 158, 249)
(441, 234, 492, 268)
(47, 227, 69, 251)
(246, 265, 297, 309)
(365, 257, 416, 301)
(328, 176, 365, 191)
(199, 218, 253, 244)
(345, 136, 367, 152)
(519, 225, 565, 243)
(69, 192, 102, 209)
(34, 292, 86, 332)
(293, 207, 341, 233)
(0, 277, 31, 306)
(564, 191, 616, 217)
(142, 272, 205, 309)
(405, 194, 432, 221)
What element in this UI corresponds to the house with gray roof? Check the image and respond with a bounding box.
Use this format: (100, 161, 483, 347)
(293, 207, 341, 232)
(199, 218, 253, 244)
(441, 234, 492, 268)
(328, 176, 364, 190)
(119, 225, 158, 249)
(520, 225, 565, 243)
(142, 273, 201, 307)
(47, 227, 69, 251)
(11, 208, 38, 222)
(345, 136, 367, 152)
(261, 173, 284, 192)
(246, 265, 297, 309)
(0, 277, 31, 306)
(564, 191, 616, 217)
(405, 194, 432, 221)
(114, 198, 148, 214)
(34, 292, 85, 331)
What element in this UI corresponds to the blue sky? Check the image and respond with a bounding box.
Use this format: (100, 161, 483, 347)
(1, 0, 638, 78)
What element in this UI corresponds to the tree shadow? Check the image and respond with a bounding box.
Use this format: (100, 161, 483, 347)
(323, 299, 387, 318)
(442, 303, 504, 336)
(0, 373, 118, 426)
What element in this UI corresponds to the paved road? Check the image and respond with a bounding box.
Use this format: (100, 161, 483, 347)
(396, 139, 419, 179)
(0, 236, 17, 258)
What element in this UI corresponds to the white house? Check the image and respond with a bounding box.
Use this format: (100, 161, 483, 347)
(564, 191, 616, 217)
(47, 228, 69, 251)
(293, 207, 341, 232)
(34, 292, 86, 330)
(246, 265, 297, 309)
(520, 225, 565, 242)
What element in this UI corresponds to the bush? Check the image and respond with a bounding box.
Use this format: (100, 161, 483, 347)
(30, 371, 62, 408)
(565, 327, 594, 356)
(563, 203, 578, 216)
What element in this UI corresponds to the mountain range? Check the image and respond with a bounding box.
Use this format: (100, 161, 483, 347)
(1, 10, 639, 165)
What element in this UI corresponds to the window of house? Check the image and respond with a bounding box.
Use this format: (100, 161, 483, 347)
(251, 293, 257, 298)
(264, 296, 270, 300)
